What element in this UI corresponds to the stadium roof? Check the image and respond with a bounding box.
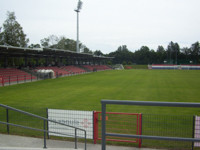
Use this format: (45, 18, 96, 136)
(0, 45, 113, 60)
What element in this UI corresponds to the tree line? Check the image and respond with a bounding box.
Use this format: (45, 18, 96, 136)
(107, 42, 200, 65)
(0, 11, 199, 65)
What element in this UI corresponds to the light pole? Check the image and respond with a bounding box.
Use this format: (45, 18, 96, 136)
(75, 0, 83, 53)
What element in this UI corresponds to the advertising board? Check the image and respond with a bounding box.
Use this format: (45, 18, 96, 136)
(48, 109, 93, 139)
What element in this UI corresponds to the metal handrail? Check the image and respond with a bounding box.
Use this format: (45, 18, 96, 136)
(101, 100, 200, 150)
(0, 104, 87, 150)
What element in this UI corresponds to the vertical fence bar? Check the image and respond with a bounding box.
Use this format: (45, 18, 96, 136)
(24, 75, 26, 83)
(75, 128, 77, 149)
(85, 130, 87, 150)
(101, 103, 106, 150)
(17, 75, 18, 84)
(93, 111, 98, 144)
(9, 76, 10, 85)
(0, 76, 4, 87)
(43, 120, 47, 149)
(3, 76, 4, 87)
(192, 115, 195, 150)
(6, 108, 9, 134)
(138, 113, 142, 148)
(136, 114, 139, 143)
(46, 108, 50, 139)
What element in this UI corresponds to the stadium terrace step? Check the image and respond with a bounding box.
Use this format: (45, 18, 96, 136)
(60, 66, 86, 74)
(35, 67, 71, 77)
(82, 65, 112, 72)
(0, 68, 37, 84)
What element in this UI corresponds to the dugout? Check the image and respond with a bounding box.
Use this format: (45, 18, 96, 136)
(0, 45, 113, 68)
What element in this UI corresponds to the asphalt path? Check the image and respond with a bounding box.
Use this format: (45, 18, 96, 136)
(0, 134, 161, 150)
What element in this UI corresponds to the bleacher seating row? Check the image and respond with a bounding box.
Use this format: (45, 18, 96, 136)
(0, 68, 36, 84)
(0, 65, 112, 86)
(35, 66, 71, 77)
(60, 66, 86, 74)
(83, 65, 111, 71)
(35, 65, 111, 75)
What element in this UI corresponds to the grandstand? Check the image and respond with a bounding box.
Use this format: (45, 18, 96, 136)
(0, 68, 36, 84)
(35, 66, 71, 77)
(83, 65, 111, 71)
(60, 65, 86, 74)
(0, 45, 113, 86)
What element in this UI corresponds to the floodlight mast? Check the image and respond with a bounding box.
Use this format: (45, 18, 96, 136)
(75, 0, 83, 53)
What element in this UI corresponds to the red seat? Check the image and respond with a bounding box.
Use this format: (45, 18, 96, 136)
(0, 68, 36, 84)
(60, 66, 86, 74)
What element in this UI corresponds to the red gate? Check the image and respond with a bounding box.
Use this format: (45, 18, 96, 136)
(93, 111, 142, 148)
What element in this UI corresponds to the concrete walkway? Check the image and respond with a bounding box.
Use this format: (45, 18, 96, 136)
(0, 134, 158, 150)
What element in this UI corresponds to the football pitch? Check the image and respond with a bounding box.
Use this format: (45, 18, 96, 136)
(1, 69, 200, 149)
(0, 69, 200, 115)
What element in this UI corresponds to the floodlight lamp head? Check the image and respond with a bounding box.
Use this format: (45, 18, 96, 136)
(75, 0, 83, 12)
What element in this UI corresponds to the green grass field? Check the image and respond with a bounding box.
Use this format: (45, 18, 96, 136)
(1, 69, 200, 149)
(1, 69, 200, 114)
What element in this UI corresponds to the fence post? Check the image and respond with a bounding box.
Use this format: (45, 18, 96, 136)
(101, 103, 106, 150)
(46, 108, 50, 139)
(0, 76, 4, 86)
(192, 115, 195, 150)
(6, 108, 9, 134)
(56, 72, 58, 78)
(93, 111, 98, 144)
(43, 120, 47, 149)
(9, 76, 10, 85)
(2, 76, 4, 86)
(75, 128, 77, 149)
(84, 130, 87, 150)
(138, 113, 142, 148)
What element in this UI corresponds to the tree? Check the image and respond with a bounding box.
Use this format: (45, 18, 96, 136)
(56, 37, 76, 51)
(134, 46, 152, 64)
(40, 35, 78, 52)
(82, 45, 93, 54)
(109, 45, 133, 64)
(156, 45, 167, 64)
(28, 44, 41, 48)
(40, 35, 59, 48)
(157, 45, 165, 53)
(0, 11, 29, 47)
(167, 41, 180, 64)
(179, 47, 191, 64)
(94, 50, 104, 56)
(191, 41, 200, 64)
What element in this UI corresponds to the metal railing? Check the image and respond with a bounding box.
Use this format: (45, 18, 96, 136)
(0, 104, 87, 150)
(101, 100, 200, 150)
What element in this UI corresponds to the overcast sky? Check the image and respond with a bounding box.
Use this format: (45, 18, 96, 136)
(1, 0, 200, 54)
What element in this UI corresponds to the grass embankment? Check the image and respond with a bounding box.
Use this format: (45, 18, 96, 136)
(0, 69, 200, 149)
